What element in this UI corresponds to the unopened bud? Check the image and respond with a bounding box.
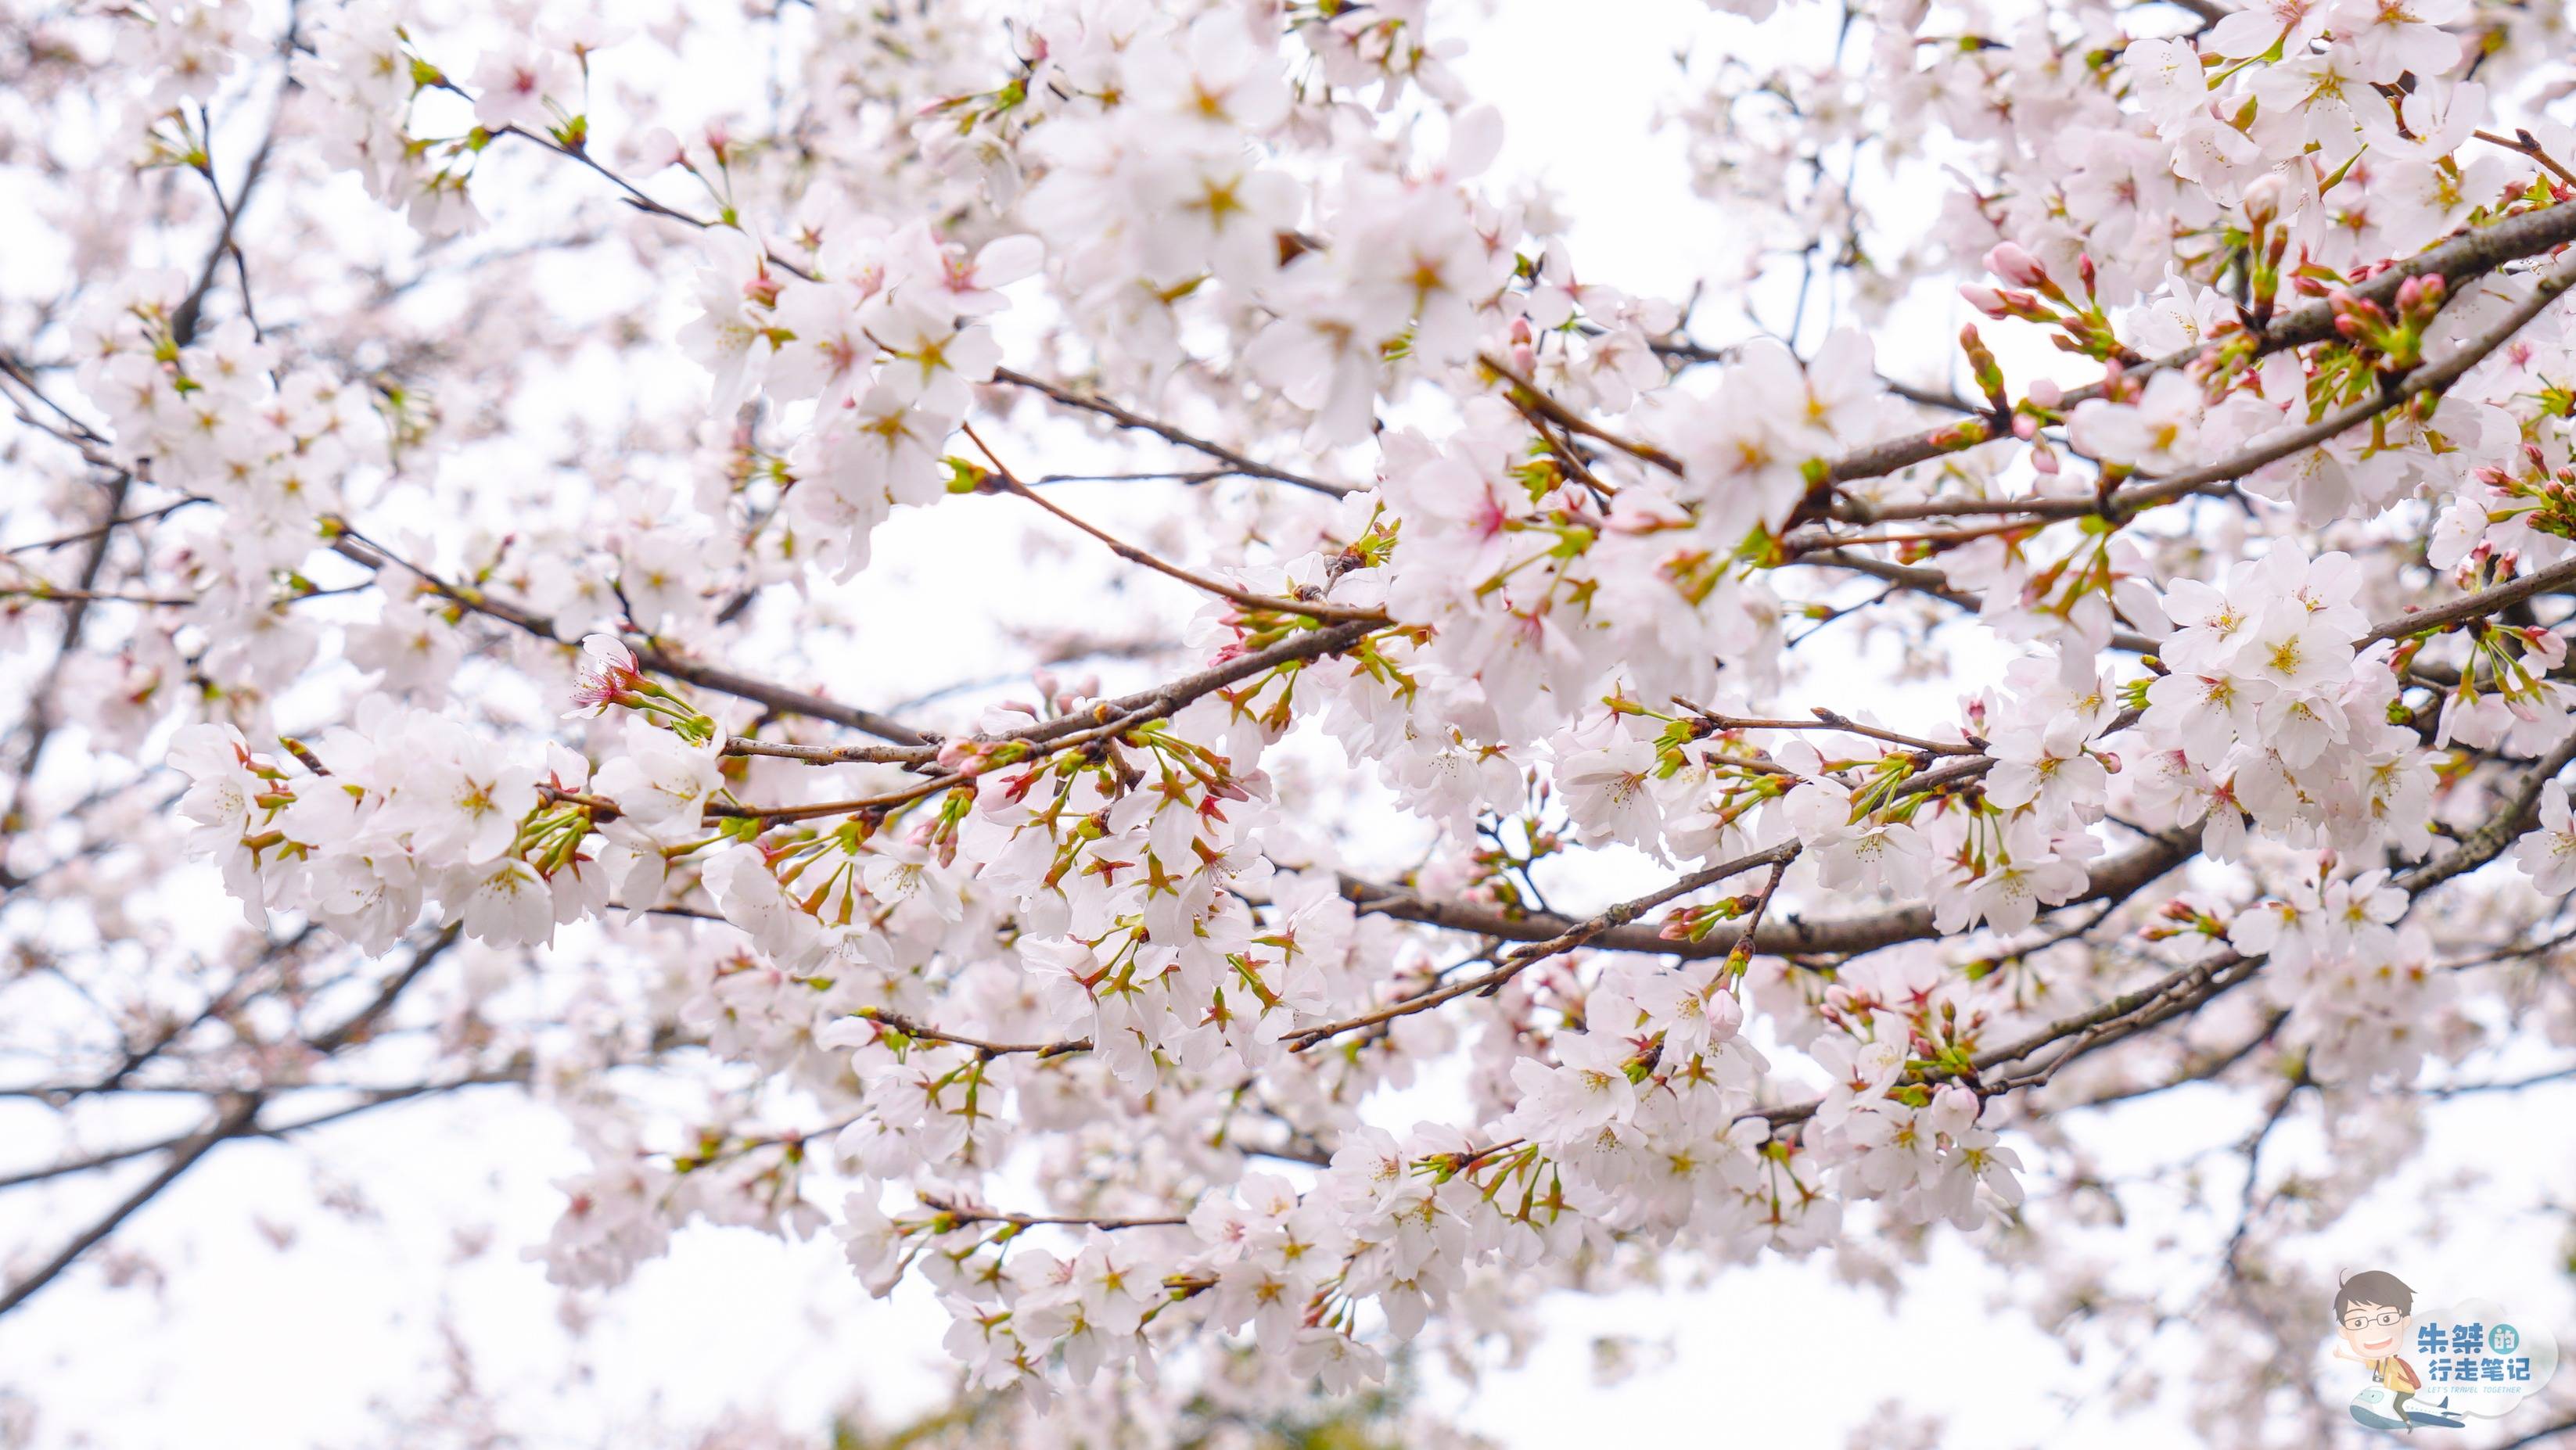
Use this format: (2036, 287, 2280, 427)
(1984, 242, 2048, 289)
(2242, 172, 2285, 229)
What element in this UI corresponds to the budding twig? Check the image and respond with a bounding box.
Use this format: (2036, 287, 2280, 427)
(963, 423, 1387, 626)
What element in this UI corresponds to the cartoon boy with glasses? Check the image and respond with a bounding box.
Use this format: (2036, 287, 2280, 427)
(2332, 1270, 2438, 1429)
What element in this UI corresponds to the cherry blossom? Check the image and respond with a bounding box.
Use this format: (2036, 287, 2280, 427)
(13, 0, 2576, 1441)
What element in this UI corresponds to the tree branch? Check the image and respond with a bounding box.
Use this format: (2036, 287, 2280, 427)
(992, 367, 1349, 498)
(0, 1093, 259, 1317)
(1824, 198, 2576, 507)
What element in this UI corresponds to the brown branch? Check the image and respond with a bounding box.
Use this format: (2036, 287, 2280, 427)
(0, 587, 194, 607)
(914, 1194, 1187, 1231)
(77, 923, 322, 1100)
(0, 1093, 259, 1317)
(968, 427, 1385, 625)
(1824, 198, 2576, 508)
(0, 1068, 532, 1193)
(5, 498, 204, 556)
(1747, 734, 2576, 1129)
(2100, 249, 2576, 520)
(1834, 246, 2576, 527)
(1675, 700, 1982, 756)
(2358, 553, 2576, 647)
(325, 526, 932, 746)
(1288, 842, 1801, 1052)
(171, 117, 278, 349)
(306, 923, 463, 1053)
(4, 472, 132, 841)
(1654, 337, 1981, 415)
(719, 737, 930, 766)
(1342, 825, 2198, 962)
(1477, 353, 1683, 473)
(705, 621, 1381, 821)
(855, 1008, 1093, 1059)
(2472, 127, 2576, 190)
(705, 772, 965, 824)
(2053, 1009, 2287, 1111)
(1328, 562, 2571, 970)
(1785, 548, 2168, 657)
(992, 367, 1348, 498)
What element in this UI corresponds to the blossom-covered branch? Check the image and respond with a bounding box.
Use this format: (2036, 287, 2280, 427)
(13, 0, 2576, 1439)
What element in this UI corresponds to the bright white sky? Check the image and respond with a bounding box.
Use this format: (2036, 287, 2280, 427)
(2, 1, 2570, 1446)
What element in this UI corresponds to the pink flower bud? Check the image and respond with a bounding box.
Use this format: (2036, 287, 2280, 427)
(1705, 990, 1745, 1043)
(1983, 242, 2048, 289)
(1958, 283, 2009, 318)
(2027, 378, 2062, 407)
(2242, 173, 2285, 228)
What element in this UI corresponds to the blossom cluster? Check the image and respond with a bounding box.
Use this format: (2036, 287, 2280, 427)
(15, 0, 2576, 1439)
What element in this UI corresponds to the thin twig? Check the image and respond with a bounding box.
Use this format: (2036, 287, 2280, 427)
(966, 425, 1385, 626)
(992, 367, 1347, 497)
